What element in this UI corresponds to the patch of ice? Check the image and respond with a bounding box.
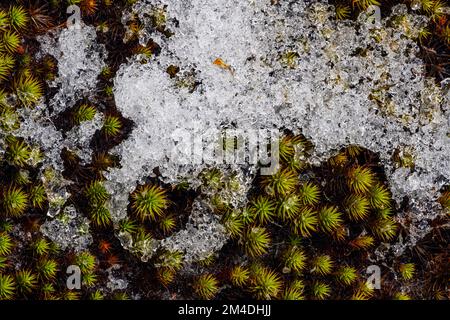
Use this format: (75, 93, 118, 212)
(40, 205, 93, 251)
(65, 112, 104, 163)
(11, 105, 104, 219)
(159, 199, 228, 263)
(38, 23, 106, 113)
(0, 24, 107, 254)
(106, 264, 129, 291)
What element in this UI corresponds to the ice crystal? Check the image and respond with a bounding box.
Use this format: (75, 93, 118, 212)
(65, 112, 104, 163)
(40, 205, 93, 251)
(106, 265, 129, 291)
(11, 106, 64, 170)
(159, 199, 228, 263)
(38, 24, 106, 113)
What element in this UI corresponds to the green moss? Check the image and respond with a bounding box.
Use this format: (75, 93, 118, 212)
(5, 137, 31, 167)
(1, 185, 28, 217)
(102, 115, 122, 137)
(291, 207, 318, 237)
(335, 266, 358, 286)
(40, 283, 56, 300)
(0, 256, 8, 271)
(349, 235, 375, 249)
(346, 166, 376, 194)
(32, 238, 50, 256)
(14, 75, 43, 108)
(198, 254, 215, 267)
(277, 194, 301, 221)
(318, 205, 343, 233)
(222, 210, 244, 238)
(281, 51, 299, 69)
(351, 282, 374, 300)
(29, 185, 46, 209)
(311, 282, 331, 300)
(368, 184, 391, 209)
(249, 196, 276, 225)
(242, 227, 271, 257)
(310, 255, 334, 275)
(0, 0, 440, 301)
(193, 274, 219, 300)
(158, 214, 176, 235)
(344, 194, 370, 221)
(282, 246, 307, 273)
(438, 190, 449, 212)
(335, 5, 351, 20)
(82, 272, 98, 287)
(298, 182, 320, 206)
(249, 267, 282, 300)
(393, 292, 411, 300)
(399, 263, 416, 280)
(229, 265, 250, 287)
(1, 30, 20, 53)
(90, 290, 104, 300)
(61, 290, 81, 300)
(118, 218, 138, 234)
(15, 269, 37, 294)
(155, 250, 184, 271)
(73, 104, 96, 124)
(12, 169, 30, 185)
(284, 280, 305, 300)
(89, 205, 112, 227)
(0, 52, 16, 81)
(36, 258, 58, 280)
(261, 168, 298, 196)
(0, 10, 8, 31)
(352, 0, 380, 10)
(201, 168, 223, 190)
(74, 251, 96, 273)
(133, 226, 152, 245)
(84, 180, 109, 205)
(156, 267, 176, 287)
(0, 274, 15, 300)
(279, 135, 298, 162)
(0, 105, 19, 131)
(131, 184, 168, 222)
(9, 5, 28, 30)
(0, 221, 13, 233)
(113, 291, 130, 300)
(371, 217, 398, 241)
(0, 233, 13, 256)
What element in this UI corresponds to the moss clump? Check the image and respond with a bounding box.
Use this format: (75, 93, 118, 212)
(1, 185, 28, 217)
(193, 274, 219, 300)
